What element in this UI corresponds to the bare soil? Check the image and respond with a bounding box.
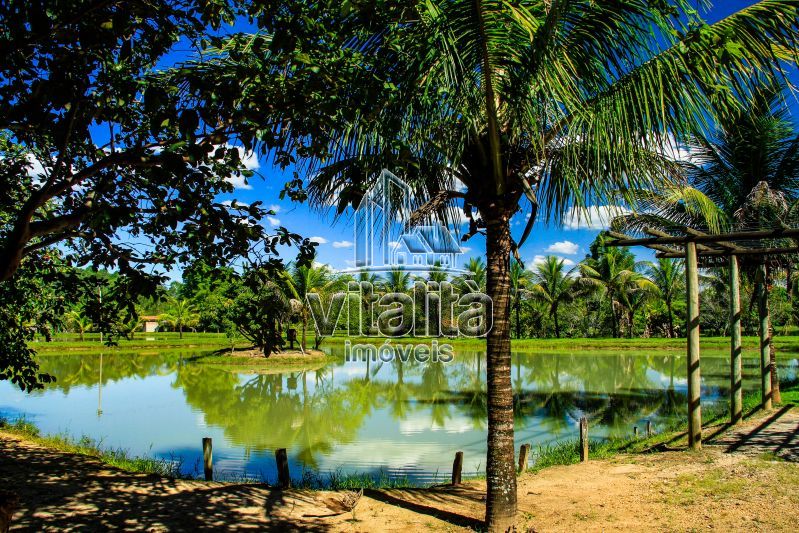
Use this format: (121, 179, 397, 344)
(1, 409, 798, 532)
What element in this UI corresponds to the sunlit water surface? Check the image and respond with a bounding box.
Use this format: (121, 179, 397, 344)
(2, 346, 796, 484)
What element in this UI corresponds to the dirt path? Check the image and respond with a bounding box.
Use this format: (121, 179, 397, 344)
(708, 405, 799, 461)
(2, 410, 798, 531)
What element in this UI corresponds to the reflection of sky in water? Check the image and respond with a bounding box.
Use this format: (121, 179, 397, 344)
(1, 349, 795, 485)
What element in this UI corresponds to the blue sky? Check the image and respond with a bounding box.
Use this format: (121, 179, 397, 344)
(157, 1, 796, 278)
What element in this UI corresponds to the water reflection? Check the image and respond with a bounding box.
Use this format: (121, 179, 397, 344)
(2, 348, 791, 483)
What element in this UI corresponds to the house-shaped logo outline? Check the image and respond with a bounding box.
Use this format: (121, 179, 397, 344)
(347, 169, 465, 274)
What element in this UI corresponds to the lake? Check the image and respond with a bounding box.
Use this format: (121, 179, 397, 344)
(2, 346, 796, 484)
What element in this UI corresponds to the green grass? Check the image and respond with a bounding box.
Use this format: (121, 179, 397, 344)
(35, 331, 799, 358)
(525, 378, 799, 474)
(0, 416, 186, 478)
(33, 332, 233, 354)
(326, 334, 799, 356)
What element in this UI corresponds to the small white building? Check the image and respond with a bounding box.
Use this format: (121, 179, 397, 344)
(141, 315, 160, 333)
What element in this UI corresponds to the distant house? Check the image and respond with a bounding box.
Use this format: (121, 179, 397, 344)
(392, 225, 461, 268)
(140, 315, 160, 333)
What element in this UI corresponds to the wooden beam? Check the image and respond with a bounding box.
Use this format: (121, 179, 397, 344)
(729, 256, 743, 424)
(655, 246, 799, 259)
(684, 227, 740, 251)
(608, 230, 686, 256)
(607, 227, 799, 247)
(685, 241, 702, 450)
(644, 227, 717, 253)
(757, 265, 773, 410)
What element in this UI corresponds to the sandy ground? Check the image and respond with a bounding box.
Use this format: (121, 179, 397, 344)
(1, 409, 798, 532)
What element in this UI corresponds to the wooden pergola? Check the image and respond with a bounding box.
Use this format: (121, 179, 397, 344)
(606, 226, 798, 450)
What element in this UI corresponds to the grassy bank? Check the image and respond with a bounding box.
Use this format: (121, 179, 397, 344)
(36, 331, 799, 356)
(0, 417, 186, 479)
(326, 333, 799, 357)
(33, 332, 233, 354)
(526, 378, 799, 473)
(4, 378, 796, 489)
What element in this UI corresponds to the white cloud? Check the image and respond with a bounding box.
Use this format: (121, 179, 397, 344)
(333, 240, 353, 249)
(221, 199, 249, 209)
(309, 236, 328, 244)
(457, 209, 480, 225)
(527, 255, 545, 270)
(222, 145, 260, 190)
(546, 240, 579, 255)
(563, 205, 630, 231)
(460, 247, 472, 254)
(26, 154, 47, 184)
(529, 254, 575, 269)
(267, 216, 281, 227)
(268, 204, 281, 214)
(224, 174, 252, 190)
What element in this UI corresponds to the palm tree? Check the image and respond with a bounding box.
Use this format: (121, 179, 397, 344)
(210, 3, 799, 528)
(646, 259, 685, 338)
(616, 83, 799, 401)
(382, 267, 411, 293)
(509, 259, 534, 339)
(615, 273, 658, 338)
(580, 247, 651, 338)
(529, 256, 576, 338)
(160, 298, 199, 339)
(66, 309, 92, 341)
(464, 257, 487, 291)
(282, 262, 342, 350)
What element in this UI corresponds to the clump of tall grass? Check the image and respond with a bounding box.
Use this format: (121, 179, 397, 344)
(0, 416, 185, 478)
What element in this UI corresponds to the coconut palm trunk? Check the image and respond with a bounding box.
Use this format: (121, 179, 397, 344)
(667, 302, 675, 338)
(483, 209, 517, 530)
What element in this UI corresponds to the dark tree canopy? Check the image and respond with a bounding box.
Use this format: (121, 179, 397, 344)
(0, 0, 316, 390)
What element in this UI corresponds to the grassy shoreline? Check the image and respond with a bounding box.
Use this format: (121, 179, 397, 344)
(4, 379, 796, 489)
(33, 331, 799, 356)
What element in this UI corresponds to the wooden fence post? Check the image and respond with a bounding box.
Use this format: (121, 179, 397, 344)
(517, 444, 530, 473)
(729, 255, 743, 424)
(633, 426, 638, 438)
(686, 241, 703, 450)
(579, 417, 588, 462)
(646, 420, 652, 438)
(275, 448, 291, 489)
(757, 264, 773, 410)
(452, 451, 463, 485)
(202, 437, 213, 481)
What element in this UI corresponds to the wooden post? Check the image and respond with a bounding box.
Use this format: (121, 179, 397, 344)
(729, 256, 743, 424)
(646, 420, 652, 438)
(579, 417, 588, 462)
(202, 437, 213, 481)
(452, 451, 463, 485)
(757, 264, 773, 410)
(634, 426, 638, 438)
(517, 444, 530, 473)
(686, 241, 702, 450)
(275, 448, 290, 489)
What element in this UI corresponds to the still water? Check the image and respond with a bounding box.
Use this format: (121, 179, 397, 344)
(1, 347, 796, 484)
